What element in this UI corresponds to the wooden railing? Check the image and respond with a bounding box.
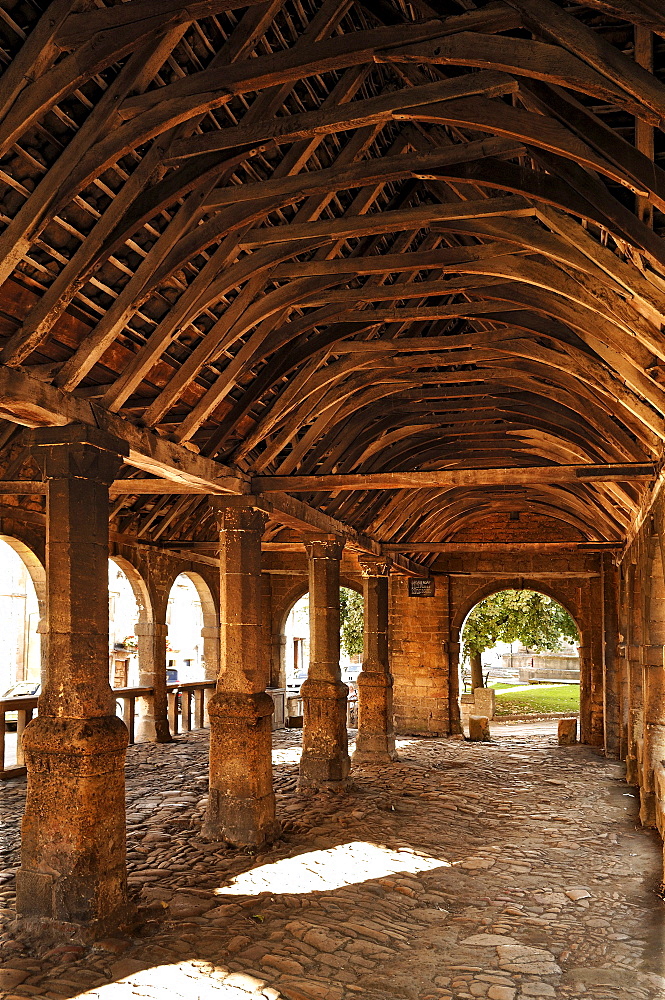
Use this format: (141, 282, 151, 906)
(2, 682, 357, 777)
(167, 680, 215, 735)
(113, 685, 153, 746)
(0, 695, 38, 779)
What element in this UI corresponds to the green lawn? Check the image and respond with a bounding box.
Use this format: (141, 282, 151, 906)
(493, 683, 580, 717)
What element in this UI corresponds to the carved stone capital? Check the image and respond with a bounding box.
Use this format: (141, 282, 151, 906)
(211, 502, 268, 533)
(303, 536, 344, 561)
(358, 554, 392, 577)
(27, 424, 128, 486)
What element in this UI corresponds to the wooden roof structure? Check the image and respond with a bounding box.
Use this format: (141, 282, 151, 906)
(2, 0, 665, 566)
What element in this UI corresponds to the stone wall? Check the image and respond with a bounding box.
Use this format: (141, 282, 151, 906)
(619, 491, 665, 862)
(389, 574, 452, 736)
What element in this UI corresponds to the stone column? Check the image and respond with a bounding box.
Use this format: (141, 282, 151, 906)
(626, 646, 643, 785)
(203, 503, 277, 846)
(135, 620, 170, 743)
(602, 554, 621, 758)
(589, 576, 605, 747)
(353, 556, 396, 763)
(201, 623, 220, 725)
(16, 425, 129, 940)
(299, 537, 350, 790)
(272, 632, 288, 689)
(640, 646, 665, 827)
(578, 633, 592, 744)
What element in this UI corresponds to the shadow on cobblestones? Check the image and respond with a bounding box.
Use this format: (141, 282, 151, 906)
(1, 723, 664, 1000)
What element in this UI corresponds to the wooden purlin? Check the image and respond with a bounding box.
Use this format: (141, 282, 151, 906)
(0, 367, 429, 573)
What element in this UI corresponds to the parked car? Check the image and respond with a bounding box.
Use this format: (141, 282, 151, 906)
(2, 681, 40, 730)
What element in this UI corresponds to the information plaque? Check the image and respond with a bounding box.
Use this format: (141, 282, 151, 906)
(408, 577, 435, 597)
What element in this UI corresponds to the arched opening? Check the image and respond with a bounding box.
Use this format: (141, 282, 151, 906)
(281, 584, 364, 728)
(108, 558, 145, 690)
(166, 572, 216, 684)
(458, 588, 581, 731)
(0, 535, 44, 699)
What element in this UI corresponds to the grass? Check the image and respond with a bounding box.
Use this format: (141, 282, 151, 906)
(493, 683, 580, 717)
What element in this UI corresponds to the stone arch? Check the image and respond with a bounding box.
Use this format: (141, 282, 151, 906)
(452, 578, 582, 637)
(0, 533, 46, 613)
(108, 554, 151, 627)
(0, 533, 47, 687)
(166, 570, 219, 683)
(450, 577, 585, 740)
(272, 574, 363, 691)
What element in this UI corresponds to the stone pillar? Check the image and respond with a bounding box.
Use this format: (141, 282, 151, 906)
(272, 632, 288, 689)
(602, 554, 621, 758)
(353, 556, 396, 764)
(640, 646, 665, 827)
(589, 576, 605, 747)
(578, 634, 592, 744)
(299, 537, 350, 790)
(203, 503, 277, 846)
(201, 624, 220, 682)
(626, 646, 643, 785)
(17, 425, 129, 940)
(134, 620, 170, 743)
(201, 623, 220, 724)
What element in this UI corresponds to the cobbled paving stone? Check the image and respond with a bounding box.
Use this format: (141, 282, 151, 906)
(1, 721, 664, 1000)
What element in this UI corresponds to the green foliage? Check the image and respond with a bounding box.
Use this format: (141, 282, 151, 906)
(340, 587, 364, 656)
(462, 589, 578, 660)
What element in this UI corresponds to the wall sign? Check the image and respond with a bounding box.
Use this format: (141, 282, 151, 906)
(408, 577, 435, 597)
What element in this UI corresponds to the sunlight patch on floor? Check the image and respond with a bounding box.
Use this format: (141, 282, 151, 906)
(73, 959, 245, 998)
(271, 745, 302, 765)
(214, 840, 448, 897)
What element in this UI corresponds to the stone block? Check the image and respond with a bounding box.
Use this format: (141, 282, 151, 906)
(468, 715, 490, 741)
(558, 718, 578, 745)
(474, 687, 496, 720)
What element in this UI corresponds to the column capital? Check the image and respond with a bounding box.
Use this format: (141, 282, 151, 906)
(135, 621, 168, 638)
(27, 424, 128, 485)
(358, 554, 392, 577)
(303, 535, 344, 561)
(211, 501, 268, 532)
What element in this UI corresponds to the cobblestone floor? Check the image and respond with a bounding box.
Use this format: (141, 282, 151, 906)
(1, 722, 665, 1000)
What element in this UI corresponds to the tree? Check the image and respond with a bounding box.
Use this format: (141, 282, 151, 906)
(462, 590, 578, 687)
(340, 587, 364, 656)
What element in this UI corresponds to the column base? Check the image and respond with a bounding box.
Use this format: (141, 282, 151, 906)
(352, 743, 398, 764)
(353, 670, 397, 765)
(16, 715, 130, 938)
(134, 712, 172, 744)
(299, 678, 350, 790)
(203, 691, 278, 846)
(625, 754, 640, 786)
(640, 788, 657, 828)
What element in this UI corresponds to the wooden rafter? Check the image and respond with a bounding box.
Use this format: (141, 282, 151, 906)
(1, 0, 665, 552)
